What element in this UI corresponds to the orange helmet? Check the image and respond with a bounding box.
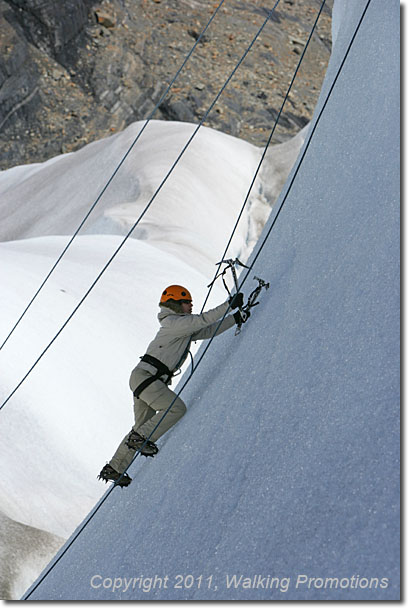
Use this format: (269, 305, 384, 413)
(160, 285, 192, 303)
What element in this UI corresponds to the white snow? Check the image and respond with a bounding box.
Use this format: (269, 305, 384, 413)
(0, 114, 304, 595)
(1, 0, 400, 601)
(0, 121, 275, 276)
(0, 235, 228, 538)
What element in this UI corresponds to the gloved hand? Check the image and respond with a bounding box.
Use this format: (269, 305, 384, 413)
(234, 309, 250, 324)
(229, 292, 244, 310)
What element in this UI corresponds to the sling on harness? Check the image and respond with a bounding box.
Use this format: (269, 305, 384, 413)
(134, 354, 173, 399)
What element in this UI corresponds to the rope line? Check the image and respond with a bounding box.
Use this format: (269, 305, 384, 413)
(0, 0, 227, 353)
(201, 0, 327, 313)
(0, 0, 281, 412)
(23, 0, 373, 598)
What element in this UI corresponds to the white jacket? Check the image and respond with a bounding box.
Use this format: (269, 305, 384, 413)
(135, 300, 236, 381)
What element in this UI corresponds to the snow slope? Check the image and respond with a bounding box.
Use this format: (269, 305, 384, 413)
(0, 120, 293, 276)
(0, 84, 306, 596)
(23, 0, 400, 601)
(0, 235, 227, 537)
(0, 122, 306, 535)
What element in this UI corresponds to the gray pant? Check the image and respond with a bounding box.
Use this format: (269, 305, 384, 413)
(110, 368, 186, 473)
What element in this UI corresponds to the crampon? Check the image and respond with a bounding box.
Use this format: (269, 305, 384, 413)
(98, 464, 132, 487)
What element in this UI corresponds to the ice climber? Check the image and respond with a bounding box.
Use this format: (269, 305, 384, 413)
(98, 284, 249, 486)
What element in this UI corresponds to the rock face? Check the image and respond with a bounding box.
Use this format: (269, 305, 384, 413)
(0, 0, 332, 170)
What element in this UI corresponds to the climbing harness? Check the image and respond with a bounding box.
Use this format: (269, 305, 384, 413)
(134, 344, 194, 398)
(208, 258, 269, 334)
(133, 354, 173, 398)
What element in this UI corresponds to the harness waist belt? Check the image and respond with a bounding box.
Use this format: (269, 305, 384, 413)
(133, 354, 173, 398)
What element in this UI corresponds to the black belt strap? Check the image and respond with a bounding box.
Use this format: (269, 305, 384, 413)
(133, 354, 173, 399)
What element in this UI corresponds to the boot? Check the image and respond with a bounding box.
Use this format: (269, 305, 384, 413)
(98, 464, 132, 487)
(126, 430, 158, 457)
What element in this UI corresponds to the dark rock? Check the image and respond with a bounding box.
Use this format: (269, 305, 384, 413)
(0, 10, 41, 137)
(4, 0, 93, 56)
(159, 98, 197, 123)
(284, 111, 310, 129)
(95, 8, 116, 29)
(263, 107, 286, 127)
(0, 0, 333, 169)
(187, 28, 209, 44)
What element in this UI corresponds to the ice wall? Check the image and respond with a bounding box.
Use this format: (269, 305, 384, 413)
(25, 0, 400, 600)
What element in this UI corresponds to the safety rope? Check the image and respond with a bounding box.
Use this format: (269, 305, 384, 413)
(201, 0, 327, 313)
(0, 0, 281, 412)
(22, 0, 376, 598)
(0, 0, 227, 353)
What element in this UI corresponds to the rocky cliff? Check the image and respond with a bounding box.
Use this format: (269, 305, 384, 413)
(0, 0, 332, 170)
